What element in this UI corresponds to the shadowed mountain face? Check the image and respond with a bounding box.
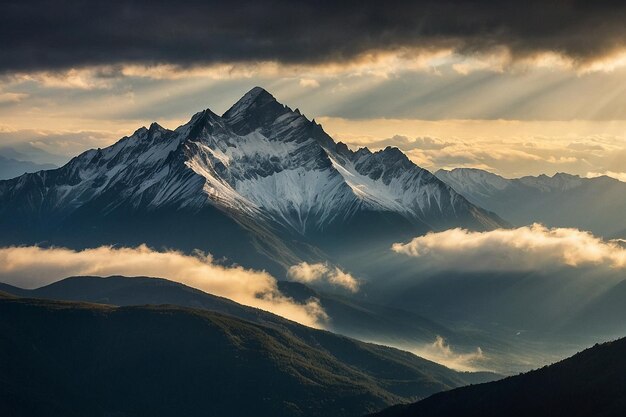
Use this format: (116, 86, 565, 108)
(436, 168, 626, 238)
(0, 88, 505, 274)
(0, 293, 497, 417)
(371, 337, 626, 417)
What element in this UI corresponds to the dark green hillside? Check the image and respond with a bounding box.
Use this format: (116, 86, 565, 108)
(0, 294, 495, 417)
(0, 276, 498, 385)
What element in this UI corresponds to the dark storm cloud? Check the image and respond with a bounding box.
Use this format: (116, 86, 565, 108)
(1, 0, 626, 72)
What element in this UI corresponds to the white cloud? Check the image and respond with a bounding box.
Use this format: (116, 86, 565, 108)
(287, 262, 328, 283)
(299, 78, 320, 88)
(0, 245, 328, 328)
(327, 269, 359, 292)
(392, 224, 626, 271)
(287, 262, 359, 292)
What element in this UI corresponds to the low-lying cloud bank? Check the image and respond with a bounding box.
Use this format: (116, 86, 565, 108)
(0, 245, 328, 328)
(287, 262, 359, 292)
(416, 336, 485, 372)
(373, 336, 485, 372)
(392, 224, 626, 271)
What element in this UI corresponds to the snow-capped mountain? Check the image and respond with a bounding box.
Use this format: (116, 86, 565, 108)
(437, 168, 626, 238)
(0, 88, 505, 272)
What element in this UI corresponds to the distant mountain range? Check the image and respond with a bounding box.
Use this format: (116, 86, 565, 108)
(437, 168, 626, 238)
(0, 144, 69, 167)
(372, 336, 626, 417)
(0, 87, 505, 274)
(0, 155, 57, 180)
(0, 282, 497, 417)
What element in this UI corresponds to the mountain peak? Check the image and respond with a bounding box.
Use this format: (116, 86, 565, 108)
(147, 122, 167, 138)
(223, 87, 277, 117)
(245, 86, 274, 101)
(171, 111, 214, 142)
(222, 87, 292, 135)
(148, 121, 164, 131)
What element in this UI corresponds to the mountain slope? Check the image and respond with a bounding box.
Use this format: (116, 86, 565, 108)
(0, 88, 505, 273)
(436, 168, 626, 238)
(371, 337, 626, 417)
(0, 295, 496, 417)
(0, 276, 493, 368)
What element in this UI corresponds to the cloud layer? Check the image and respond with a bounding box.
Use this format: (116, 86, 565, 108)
(392, 224, 626, 271)
(0, 245, 327, 328)
(3, 1, 626, 72)
(287, 262, 359, 292)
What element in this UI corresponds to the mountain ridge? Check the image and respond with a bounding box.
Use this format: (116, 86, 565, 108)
(436, 167, 626, 238)
(0, 87, 505, 273)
